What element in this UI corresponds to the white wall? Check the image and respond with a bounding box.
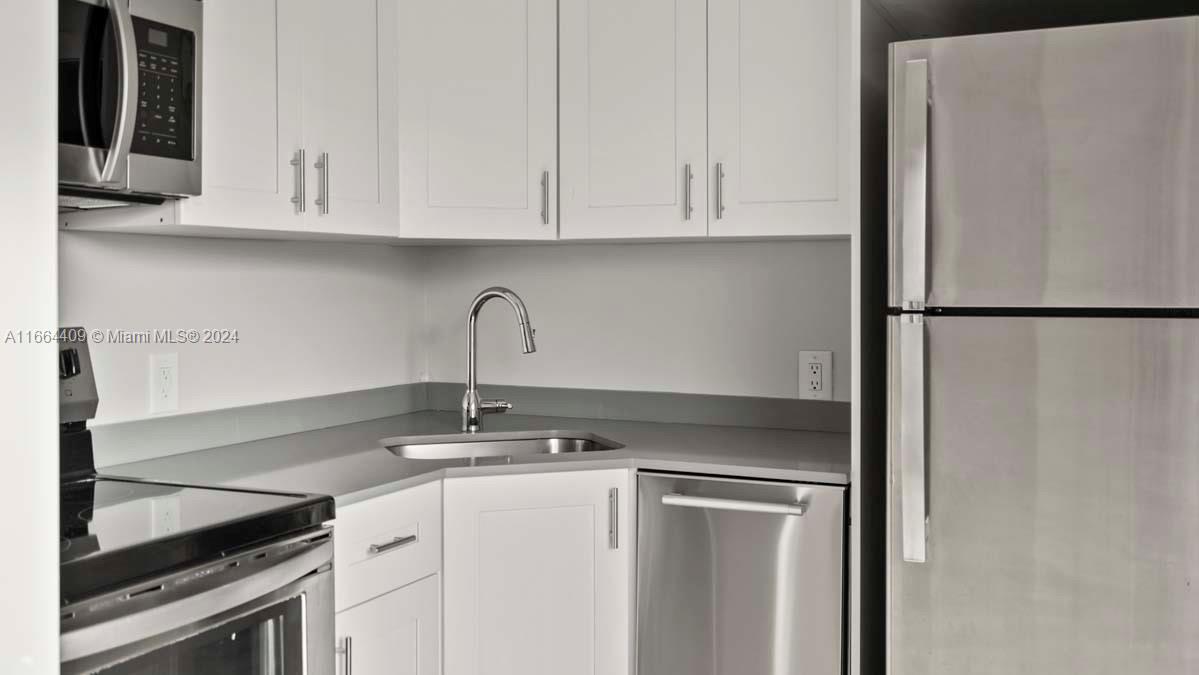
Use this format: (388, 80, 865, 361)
(60, 233, 426, 424)
(63, 236, 850, 428)
(0, 1, 59, 671)
(422, 241, 851, 401)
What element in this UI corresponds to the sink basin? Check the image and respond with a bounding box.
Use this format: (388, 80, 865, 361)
(380, 430, 624, 460)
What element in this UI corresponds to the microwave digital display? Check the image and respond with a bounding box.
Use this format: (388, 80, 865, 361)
(148, 28, 168, 48)
(132, 16, 194, 161)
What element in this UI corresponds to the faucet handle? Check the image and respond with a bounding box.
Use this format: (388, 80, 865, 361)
(480, 399, 513, 415)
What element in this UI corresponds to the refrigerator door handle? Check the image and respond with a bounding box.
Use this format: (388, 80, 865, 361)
(899, 314, 928, 562)
(900, 59, 929, 311)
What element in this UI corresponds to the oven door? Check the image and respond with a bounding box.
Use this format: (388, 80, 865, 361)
(59, 0, 138, 190)
(61, 533, 334, 675)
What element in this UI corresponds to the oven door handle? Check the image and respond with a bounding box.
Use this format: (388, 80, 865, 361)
(60, 541, 330, 663)
(99, 0, 139, 185)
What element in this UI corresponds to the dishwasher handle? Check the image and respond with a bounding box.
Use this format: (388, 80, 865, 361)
(661, 493, 807, 516)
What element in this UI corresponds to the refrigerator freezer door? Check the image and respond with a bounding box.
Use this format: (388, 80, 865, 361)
(890, 17, 1199, 309)
(887, 315, 1199, 674)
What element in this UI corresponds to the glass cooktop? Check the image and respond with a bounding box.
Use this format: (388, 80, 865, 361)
(60, 476, 333, 604)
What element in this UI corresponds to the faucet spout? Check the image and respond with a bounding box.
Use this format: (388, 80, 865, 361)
(463, 287, 536, 432)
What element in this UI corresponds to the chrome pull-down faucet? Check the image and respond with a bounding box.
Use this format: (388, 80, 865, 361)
(462, 287, 536, 432)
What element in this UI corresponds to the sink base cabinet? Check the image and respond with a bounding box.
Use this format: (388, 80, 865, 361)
(443, 469, 634, 675)
(335, 573, 440, 675)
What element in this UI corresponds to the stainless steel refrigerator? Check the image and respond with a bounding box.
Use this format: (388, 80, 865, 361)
(888, 16, 1199, 674)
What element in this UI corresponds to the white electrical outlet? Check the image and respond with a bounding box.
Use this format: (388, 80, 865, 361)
(149, 353, 179, 414)
(799, 350, 833, 401)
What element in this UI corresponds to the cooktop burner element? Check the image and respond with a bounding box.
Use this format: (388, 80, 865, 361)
(56, 329, 336, 608)
(60, 476, 334, 605)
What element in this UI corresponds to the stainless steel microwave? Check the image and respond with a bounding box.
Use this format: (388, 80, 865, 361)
(58, 0, 202, 210)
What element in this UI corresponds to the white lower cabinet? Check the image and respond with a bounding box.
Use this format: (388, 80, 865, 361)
(443, 469, 634, 675)
(335, 573, 440, 675)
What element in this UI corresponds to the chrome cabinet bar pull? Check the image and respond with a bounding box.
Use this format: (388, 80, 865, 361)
(608, 487, 618, 549)
(367, 534, 417, 555)
(289, 149, 306, 214)
(314, 152, 330, 215)
(901, 59, 929, 311)
(715, 162, 726, 220)
(540, 170, 550, 225)
(898, 314, 928, 562)
(100, 0, 138, 185)
(336, 636, 352, 675)
(684, 163, 694, 221)
(662, 493, 806, 516)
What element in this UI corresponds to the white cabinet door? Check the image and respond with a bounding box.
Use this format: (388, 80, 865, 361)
(335, 574, 440, 675)
(708, 0, 855, 237)
(397, 0, 557, 240)
(301, 0, 399, 236)
(559, 0, 707, 239)
(179, 0, 303, 230)
(444, 469, 633, 675)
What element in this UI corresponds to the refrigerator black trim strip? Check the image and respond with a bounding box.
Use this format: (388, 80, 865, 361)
(889, 307, 1199, 318)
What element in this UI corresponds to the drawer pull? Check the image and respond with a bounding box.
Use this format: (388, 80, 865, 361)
(367, 534, 417, 555)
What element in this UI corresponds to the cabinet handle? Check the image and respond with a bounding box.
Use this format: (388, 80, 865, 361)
(336, 636, 352, 675)
(367, 534, 417, 555)
(683, 163, 694, 221)
(608, 487, 618, 549)
(315, 152, 330, 215)
(289, 149, 306, 214)
(540, 170, 550, 225)
(715, 162, 726, 220)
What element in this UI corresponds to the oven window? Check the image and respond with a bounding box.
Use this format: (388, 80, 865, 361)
(99, 596, 305, 675)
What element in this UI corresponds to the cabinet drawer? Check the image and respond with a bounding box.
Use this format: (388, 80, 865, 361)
(334, 480, 441, 612)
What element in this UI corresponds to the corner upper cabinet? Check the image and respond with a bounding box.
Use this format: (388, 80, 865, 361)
(558, 0, 707, 239)
(443, 469, 633, 675)
(707, 0, 856, 237)
(397, 0, 558, 240)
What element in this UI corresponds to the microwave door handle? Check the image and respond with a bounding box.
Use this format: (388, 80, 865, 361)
(900, 58, 929, 311)
(60, 541, 329, 663)
(99, 0, 139, 186)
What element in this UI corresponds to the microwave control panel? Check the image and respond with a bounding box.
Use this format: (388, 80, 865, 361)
(132, 16, 195, 161)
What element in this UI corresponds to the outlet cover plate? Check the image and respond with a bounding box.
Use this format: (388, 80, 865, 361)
(799, 350, 833, 401)
(149, 353, 179, 414)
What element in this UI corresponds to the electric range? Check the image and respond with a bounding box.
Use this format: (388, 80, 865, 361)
(58, 331, 336, 674)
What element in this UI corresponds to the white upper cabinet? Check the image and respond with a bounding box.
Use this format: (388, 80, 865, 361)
(179, 0, 396, 237)
(559, 0, 707, 239)
(180, 0, 302, 230)
(397, 0, 558, 240)
(707, 0, 856, 237)
(443, 469, 632, 675)
(300, 0, 398, 236)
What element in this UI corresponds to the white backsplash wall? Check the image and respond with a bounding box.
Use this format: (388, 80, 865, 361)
(422, 240, 851, 401)
(59, 232, 426, 424)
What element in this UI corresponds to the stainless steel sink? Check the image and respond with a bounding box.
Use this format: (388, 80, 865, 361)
(380, 430, 624, 460)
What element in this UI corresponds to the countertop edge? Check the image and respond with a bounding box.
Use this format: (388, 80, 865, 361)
(334, 455, 848, 507)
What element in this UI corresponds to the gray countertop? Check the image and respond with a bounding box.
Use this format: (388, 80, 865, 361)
(109, 411, 850, 506)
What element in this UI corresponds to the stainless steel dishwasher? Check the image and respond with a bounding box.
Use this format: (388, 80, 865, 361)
(637, 473, 846, 675)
